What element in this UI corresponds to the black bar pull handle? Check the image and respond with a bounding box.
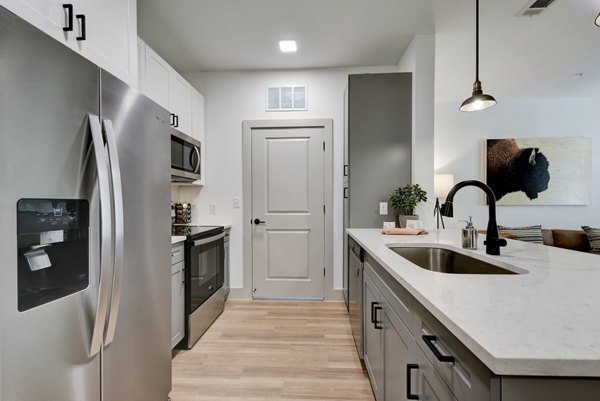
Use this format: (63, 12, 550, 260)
(343, 187, 349, 199)
(170, 113, 175, 126)
(175, 115, 179, 128)
(373, 303, 383, 330)
(344, 164, 349, 176)
(62, 4, 74, 32)
(406, 364, 419, 400)
(422, 335, 455, 363)
(76, 14, 86, 41)
(370, 301, 378, 324)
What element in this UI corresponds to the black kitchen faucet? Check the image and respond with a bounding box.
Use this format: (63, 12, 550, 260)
(441, 180, 507, 255)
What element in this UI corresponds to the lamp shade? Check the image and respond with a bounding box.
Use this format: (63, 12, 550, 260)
(460, 81, 496, 112)
(434, 174, 455, 198)
(596, 12, 600, 26)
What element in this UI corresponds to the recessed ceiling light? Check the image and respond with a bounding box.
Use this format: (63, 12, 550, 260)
(279, 40, 297, 53)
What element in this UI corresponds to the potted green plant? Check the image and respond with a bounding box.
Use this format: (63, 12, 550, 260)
(389, 184, 428, 228)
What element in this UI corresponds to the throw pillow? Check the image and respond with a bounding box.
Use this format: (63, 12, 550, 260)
(498, 225, 544, 244)
(581, 226, 600, 254)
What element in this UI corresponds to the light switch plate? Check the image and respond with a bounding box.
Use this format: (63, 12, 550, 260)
(379, 202, 388, 215)
(233, 197, 240, 208)
(209, 203, 216, 215)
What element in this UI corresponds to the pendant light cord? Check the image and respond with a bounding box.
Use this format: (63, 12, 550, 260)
(476, 0, 479, 82)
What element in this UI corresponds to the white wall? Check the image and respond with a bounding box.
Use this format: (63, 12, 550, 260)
(435, 97, 600, 230)
(397, 34, 436, 228)
(181, 66, 397, 294)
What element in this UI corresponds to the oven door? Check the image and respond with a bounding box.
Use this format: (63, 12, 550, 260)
(187, 232, 225, 313)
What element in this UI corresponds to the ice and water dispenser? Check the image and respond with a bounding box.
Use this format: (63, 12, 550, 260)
(17, 199, 89, 312)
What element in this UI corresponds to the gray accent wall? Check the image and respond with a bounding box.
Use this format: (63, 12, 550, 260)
(347, 72, 412, 228)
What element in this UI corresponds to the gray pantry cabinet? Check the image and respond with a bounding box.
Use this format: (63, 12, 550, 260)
(361, 252, 600, 401)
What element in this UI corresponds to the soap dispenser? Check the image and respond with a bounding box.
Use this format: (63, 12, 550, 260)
(461, 216, 478, 250)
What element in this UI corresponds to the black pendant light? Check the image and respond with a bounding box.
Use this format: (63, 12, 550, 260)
(460, 0, 497, 112)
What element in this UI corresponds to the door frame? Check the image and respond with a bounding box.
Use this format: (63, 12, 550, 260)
(241, 119, 334, 300)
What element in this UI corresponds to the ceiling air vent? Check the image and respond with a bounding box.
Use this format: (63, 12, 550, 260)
(518, 0, 557, 17)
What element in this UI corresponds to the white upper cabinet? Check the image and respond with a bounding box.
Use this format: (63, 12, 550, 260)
(0, 0, 138, 86)
(77, 0, 137, 86)
(142, 43, 170, 110)
(168, 70, 192, 136)
(191, 90, 205, 142)
(137, 40, 206, 185)
(191, 90, 205, 185)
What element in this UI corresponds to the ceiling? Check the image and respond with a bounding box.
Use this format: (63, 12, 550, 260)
(137, 0, 435, 71)
(138, 0, 600, 99)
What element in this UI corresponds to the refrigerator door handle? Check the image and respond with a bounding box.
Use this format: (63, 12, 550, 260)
(102, 118, 125, 346)
(88, 114, 114, 357)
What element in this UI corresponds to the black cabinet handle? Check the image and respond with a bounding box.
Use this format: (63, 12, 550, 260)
(370, 301, 378, 324)
(76, 14, 86, 41)
(406, 364, 419, 400)
(374, 305, 382, 329)
(174, 115, 179, 128)
(253, 218, 266, 225)
(344, 164, 349, 176)
(170, 113, 175, 126)
(422, 335, 455, 363)
(343, 187, 349, 199)
(62, 4, 73, 32)
(371, 302, 382, 330)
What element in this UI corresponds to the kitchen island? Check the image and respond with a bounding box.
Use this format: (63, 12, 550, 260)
(347, 228, 600, 400)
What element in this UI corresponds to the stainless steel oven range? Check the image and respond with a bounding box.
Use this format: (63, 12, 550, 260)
(179, 226, 225, 349)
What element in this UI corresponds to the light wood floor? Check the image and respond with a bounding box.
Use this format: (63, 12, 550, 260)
(170, 300, 375, 401)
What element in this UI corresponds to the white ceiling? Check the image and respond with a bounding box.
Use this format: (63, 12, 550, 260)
(137, 0, 435, 71)
(138, 0, 600, 99)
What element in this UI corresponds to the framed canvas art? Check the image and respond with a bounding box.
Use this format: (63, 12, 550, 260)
(486, 137, 591, 205)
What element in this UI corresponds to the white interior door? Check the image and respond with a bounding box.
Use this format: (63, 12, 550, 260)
(251, 127, 325, 299)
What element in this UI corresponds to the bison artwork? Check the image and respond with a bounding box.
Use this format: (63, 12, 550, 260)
(486, 139, 550, 201)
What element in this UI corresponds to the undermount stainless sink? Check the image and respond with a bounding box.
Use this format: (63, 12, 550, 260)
(389, 247, 519, 275)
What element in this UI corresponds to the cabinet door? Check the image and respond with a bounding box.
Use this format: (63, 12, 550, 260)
(191, 89, 205, 142)
(143, 44, 170, 110)
(191, 89, 205, 184)
(0, 0, 75, 44)
(77, 0, 137, 85)
(364, 271, 383, 401)
(414, 346, 457, 401)
(169, 70, 192, 135)
(171, 261, 185, 348)
(383, 302, 416, 401)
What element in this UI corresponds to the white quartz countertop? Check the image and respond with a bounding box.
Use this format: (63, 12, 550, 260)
(347, 228, 600, 377)
(171, 236, 186, 245)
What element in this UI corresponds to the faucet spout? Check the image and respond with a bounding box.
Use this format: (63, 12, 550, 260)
(441, 180, 507, 255)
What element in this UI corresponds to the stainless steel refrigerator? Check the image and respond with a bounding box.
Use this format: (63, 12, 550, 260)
(0, 5, 171, 401)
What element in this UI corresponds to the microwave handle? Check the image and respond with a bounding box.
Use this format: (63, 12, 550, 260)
(192, 145, 201, 174)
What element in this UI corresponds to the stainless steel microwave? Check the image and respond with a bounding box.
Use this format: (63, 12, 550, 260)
(171, 129, 201, 182)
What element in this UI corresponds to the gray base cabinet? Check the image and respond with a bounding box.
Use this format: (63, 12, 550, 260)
(363, 269, 383, 400)
(171, 243, 185, 348)
(360, 251, 600, 401)
(364, 261, 456, 401)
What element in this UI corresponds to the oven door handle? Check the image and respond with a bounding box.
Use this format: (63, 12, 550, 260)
(193, 232, 226, 247)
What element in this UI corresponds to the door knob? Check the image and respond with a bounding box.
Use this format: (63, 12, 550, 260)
(253, 218, 266, 225)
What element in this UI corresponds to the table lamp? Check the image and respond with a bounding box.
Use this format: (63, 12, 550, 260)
(434, 174, 455, 229)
